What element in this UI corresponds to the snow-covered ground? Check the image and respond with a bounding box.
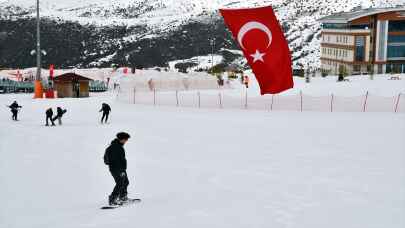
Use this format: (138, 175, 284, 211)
(0, 92, 404, 228)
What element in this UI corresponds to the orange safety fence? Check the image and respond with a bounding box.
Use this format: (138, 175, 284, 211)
(116, 89, 404, 113)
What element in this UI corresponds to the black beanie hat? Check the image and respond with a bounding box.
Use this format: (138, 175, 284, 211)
(117, 132, 131, 140)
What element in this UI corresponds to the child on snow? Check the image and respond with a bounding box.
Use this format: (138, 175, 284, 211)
(8, 101, 22, 121)
(52, 107, 67, 125)
(45, 108, 55, 126)
(99, 103, 111, 124)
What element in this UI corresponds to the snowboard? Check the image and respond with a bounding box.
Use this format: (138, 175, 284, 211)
(101, 198, 141, 210)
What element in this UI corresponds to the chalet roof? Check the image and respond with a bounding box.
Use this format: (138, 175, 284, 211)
(53, 73, 93, 82)
(319, 7, 405, 24)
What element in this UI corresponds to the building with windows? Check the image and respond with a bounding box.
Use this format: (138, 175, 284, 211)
(319, 8, 405, 75)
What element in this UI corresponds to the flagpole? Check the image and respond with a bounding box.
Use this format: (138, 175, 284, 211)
(34, 0, 43, 98)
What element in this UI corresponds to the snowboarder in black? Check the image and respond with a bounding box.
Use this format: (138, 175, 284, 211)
(52, 107, 67, 125)
(45, 108, 55, 126)
(99, 103, 111, 124)
(104, 132, 131, 205)
(8, 101, 22, 121)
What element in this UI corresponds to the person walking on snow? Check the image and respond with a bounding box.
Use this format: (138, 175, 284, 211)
(99, 103, 111, 124)
(104, 132, 131, 205)
(52, 107, 67, 125)
(8, 101, 22, 121)
(243, 75, 250, 89)
(45, 108, 55, 126)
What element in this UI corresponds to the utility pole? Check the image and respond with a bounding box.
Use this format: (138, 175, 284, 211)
(36, 0, 41, 81)
(210, 38, 215, 69)
(34, 0, 43, 98)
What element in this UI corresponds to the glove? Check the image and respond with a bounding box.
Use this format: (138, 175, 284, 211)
(120, 172, 126, 177)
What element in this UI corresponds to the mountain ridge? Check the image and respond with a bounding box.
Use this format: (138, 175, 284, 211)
(0, 0, 404, 69)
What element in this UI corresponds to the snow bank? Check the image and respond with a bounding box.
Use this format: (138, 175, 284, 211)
(0, 93, 404, 228)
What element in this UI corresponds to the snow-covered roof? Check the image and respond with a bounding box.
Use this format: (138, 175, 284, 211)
(319, 7, 405, 24)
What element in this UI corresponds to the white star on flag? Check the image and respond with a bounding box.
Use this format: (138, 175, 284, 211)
(250, 50, 265, 63)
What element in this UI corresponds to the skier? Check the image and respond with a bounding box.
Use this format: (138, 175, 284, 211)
(8, 101, 22, 121)
(45, 108, 55, 126)
(104, 132, 131, 206)
(52, 107, 67, 125)
(99, 103, 111, 124)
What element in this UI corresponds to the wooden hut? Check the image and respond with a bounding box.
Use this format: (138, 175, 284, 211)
(53, 73, 92, 98)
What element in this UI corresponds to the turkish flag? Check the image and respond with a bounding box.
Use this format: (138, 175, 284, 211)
(220, 6, 293, 94)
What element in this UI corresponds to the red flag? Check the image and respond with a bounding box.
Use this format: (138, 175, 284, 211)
(123, 67, 128, 74)
(49, 64, 54, 79)
(220, 6, 293, 94)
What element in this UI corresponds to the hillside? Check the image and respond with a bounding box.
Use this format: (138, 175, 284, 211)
(0, 0, 404, 69)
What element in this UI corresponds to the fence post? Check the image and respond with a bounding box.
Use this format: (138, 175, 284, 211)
(176, 90, 179, 107)
(363, 91, 369, 112)
(330, 93, 334, 113)
(395, 93, 401, 113)
(133, 87, 136, 104)
(153, 88, 156, 106)
(198, 91, 201, 109)
(219, 92, 223, 109)
(244, 90, 248, 109)
(270, 94, 274, 111)
(300, 90, 303, 112)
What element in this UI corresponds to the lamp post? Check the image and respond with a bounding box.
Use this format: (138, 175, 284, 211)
(34, 0, 43, 98)
(209, 38, 215, 69)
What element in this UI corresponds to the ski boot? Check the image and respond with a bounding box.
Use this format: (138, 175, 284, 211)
(118, 195, 129, 203)
(108, 195, 120, 206)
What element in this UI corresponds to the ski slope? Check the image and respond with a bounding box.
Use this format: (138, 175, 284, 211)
(0, 92, 404, 228)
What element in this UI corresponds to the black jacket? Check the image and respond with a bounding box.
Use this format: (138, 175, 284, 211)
(9, 102, 21, 110)
(104, 139, 127, 172)
(100, 104, 111, 113)
(46, 108, 53, 117)
(56, 107, 67, 118)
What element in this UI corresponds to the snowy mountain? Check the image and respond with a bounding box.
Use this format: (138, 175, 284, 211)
(0, 0, 404, 69)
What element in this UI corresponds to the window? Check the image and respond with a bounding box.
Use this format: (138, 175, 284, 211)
(323, 23, 348, 29)
(355, 36, 365, 61)
(378, 65, 383, 74)
(353, 65, 361, 72)
(388, 35, 405, 43)
(388, 21, 405, 32)
(387, 45, 405, 59)
(349, 24, 370, 30)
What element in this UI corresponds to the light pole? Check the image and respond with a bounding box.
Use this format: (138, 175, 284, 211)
(210, 38, 215, 69)
(34, 0, 43, 98)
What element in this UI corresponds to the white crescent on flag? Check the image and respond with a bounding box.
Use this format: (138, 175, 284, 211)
(237, 21, 273, 51)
